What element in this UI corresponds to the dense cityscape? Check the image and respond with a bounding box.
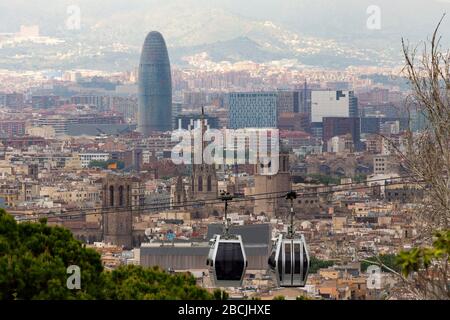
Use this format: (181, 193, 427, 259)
(0, 0, 449, 304)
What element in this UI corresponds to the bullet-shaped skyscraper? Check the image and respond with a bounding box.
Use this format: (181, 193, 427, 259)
(138, 31, 172, 135)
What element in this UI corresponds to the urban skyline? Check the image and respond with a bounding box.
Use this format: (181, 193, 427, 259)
(0, 0, 449, 306)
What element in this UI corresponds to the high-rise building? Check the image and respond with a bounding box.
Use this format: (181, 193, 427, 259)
(298, 82, 312, 118)
(171, 102, 182, 129)
(311, 90, 358, 123)
(322, 117, 361, 152)
(138, 31, 172, 135)
(276, 86, 313, 122)
(228, 92, 277, 129)
(276, 90, 300, 115)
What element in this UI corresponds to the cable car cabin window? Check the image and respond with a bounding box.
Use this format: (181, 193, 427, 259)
(302, 247, 308, 282)
(215, 242, 244, 281)
(277, 246, 283, 281)
(284, 243, 291, 274)
(268, 250, 276, 269)
(294, 243, 301, 274)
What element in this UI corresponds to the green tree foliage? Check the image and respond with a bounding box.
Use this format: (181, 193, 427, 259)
(272, 295, 285, 300)
(212, 289, 229, 300)
(0, 209, 213, 300)
(309, 256, 334, 273)
(0, 209, 105, 300)
(103, 265, 212, 300)
(306, 174, 340, 185)
(396, 231, 450, 277)
(360, 254, 401, 273)
(353, 174, 367, 184)
(88, 160, 124, 170)
(88, 160, 108, 169)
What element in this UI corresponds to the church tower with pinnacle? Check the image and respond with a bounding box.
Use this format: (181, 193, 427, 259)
(190, 108, 218, 202)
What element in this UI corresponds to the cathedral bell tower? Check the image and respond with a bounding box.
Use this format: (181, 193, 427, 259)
(190, 108, 218, 202)
(102, 174, 134, 249)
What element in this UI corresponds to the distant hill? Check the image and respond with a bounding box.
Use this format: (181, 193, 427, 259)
(171, 37, 286, 64)
(0, 0, 449, 70)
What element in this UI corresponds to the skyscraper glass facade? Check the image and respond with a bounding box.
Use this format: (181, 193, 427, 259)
(138, 31, 172, 135)
(228, 92, 277, 129)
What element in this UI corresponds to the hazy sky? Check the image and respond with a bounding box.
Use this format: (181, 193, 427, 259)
(0, 0, 449, 45)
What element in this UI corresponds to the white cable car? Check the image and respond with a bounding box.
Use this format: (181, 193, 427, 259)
(268, 234, 310, 287)
(206, 191, 248, 288)
(268, 191, 310, 287)
(206, 234, 247, 288)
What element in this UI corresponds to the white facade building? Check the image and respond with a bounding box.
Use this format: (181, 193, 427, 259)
(311, 90, 358, 123)
(79, 153, 110, 168)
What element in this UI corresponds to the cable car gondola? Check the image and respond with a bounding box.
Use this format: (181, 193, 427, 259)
(268, 233, 309, 287)
(206, 192, 248, 288)
(206, 233, 247, 287)
(268, 191, 310, 287)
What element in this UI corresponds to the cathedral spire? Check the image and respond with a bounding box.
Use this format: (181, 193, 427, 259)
(200, 107, 207, 164)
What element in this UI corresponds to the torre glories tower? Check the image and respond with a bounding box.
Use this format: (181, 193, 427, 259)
(137, 31, 172, 135)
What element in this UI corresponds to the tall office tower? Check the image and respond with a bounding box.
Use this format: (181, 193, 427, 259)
(276, 88, 315, 121)
(349, 93, 359, 118)
(298, 81, 312, 119)
(276, 90, 300, 115)
(138, 31, 172, 135)
(228, 92, 277, 129)
(172, 102, 182, 129)
(322, 117, 361, 152)
(311, 90, 358, 123)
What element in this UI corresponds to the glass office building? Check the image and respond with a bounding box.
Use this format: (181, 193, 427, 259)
(138, 31, 172, 134)
(228, 92, 277, 129)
